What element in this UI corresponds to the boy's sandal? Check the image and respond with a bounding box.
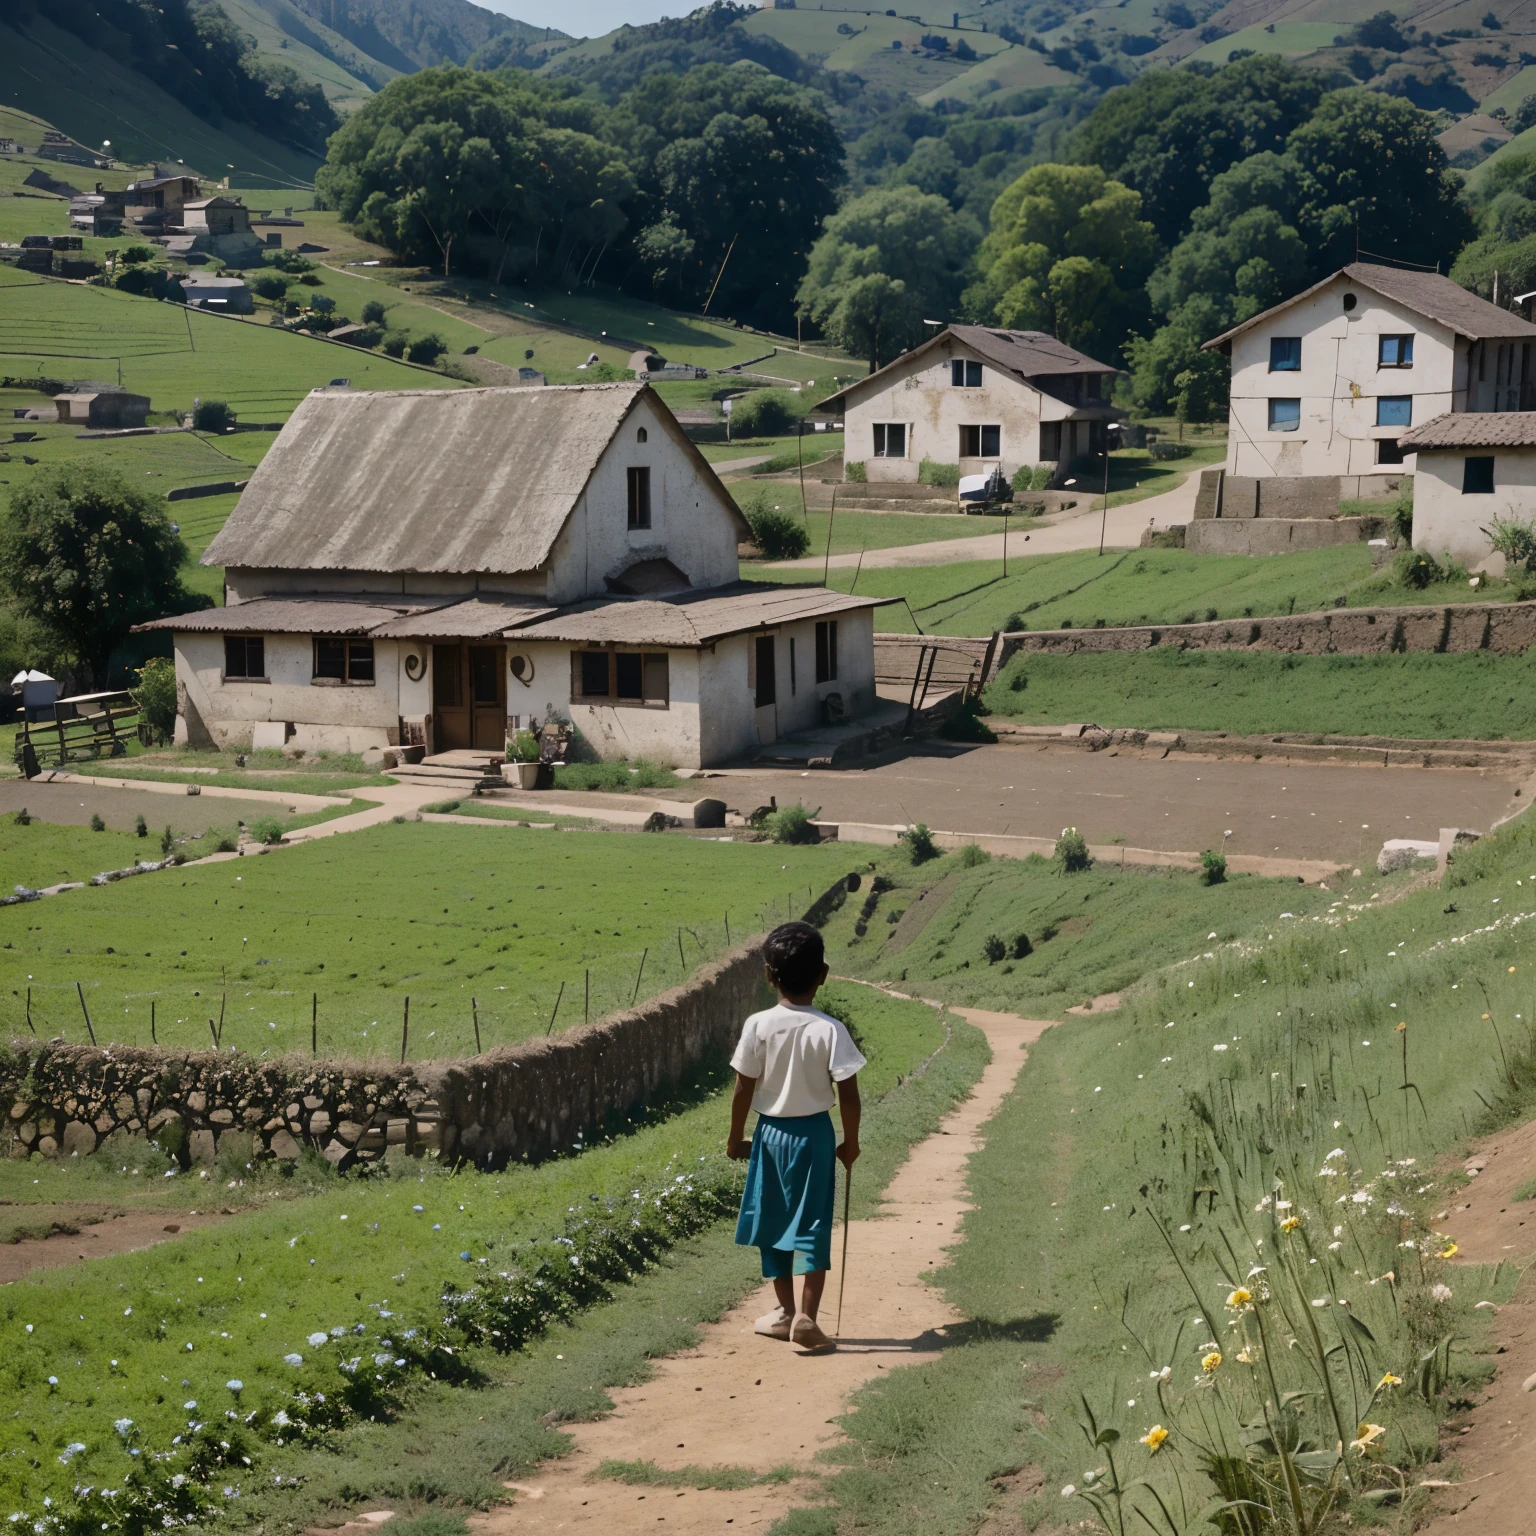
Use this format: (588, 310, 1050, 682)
(754, 1306, 793, 1340)
(790, 1313, 836, 1354)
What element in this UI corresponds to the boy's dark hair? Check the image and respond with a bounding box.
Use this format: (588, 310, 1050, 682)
(764, 921, 825, 994)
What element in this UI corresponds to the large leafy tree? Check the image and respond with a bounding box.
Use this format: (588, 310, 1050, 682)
(612, 65, 844, 328)
(964, 163, 1158, 362)
(796, 185, 980, 366)
(0, 467, 203, 688)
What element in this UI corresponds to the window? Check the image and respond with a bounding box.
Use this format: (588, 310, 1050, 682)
(1269, 337, 1301, 372)
(1376, 395, 1412, 428)
(223, 635, 264, 679)
(313, 637, 373, 683)
(959, 424, 1001, 457)
(1376, 438, 1405, 466)
(1268, 398, 1300, 432)
(755, 636, 776, 708)
(1084, 373, 1101, 400)
(626, 466, 651, 530)
(1379, 335, 1414, 368)
(574, 648, 669, 705)
(1039, 421, 1063, 460)
(1343, 292, 1357, 312)
(950, 359, 982, 387)
(636, 426, 648, 443)
(1463, 455, 1495, 494)
(873, 422, 906, 457)
(815, 620, 838, 684)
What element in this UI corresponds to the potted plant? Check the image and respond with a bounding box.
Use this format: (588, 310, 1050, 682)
(504, 729, 542, 789)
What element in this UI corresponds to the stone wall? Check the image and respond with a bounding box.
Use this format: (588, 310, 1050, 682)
(2, 874, 860, 1166)
(996, 600, 1536, 662)
(1184, 517, 1387, 555)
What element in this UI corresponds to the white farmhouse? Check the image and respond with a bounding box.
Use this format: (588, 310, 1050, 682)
(817, 325, 1122, 484)
(139, 383, 892, 767)
(1396, 412, 1536, 573)
(1202, 263, 1536, 510)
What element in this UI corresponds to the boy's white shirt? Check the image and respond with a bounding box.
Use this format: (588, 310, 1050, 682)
(730, 1001, 867, 1118)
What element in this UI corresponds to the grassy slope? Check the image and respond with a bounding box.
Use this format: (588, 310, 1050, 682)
(987, 646, 1536, 738)
(822, 846, 1333, 1014)
(0, 982, 986, 1527)
(0, 822, 849, 1058)
(216, 0, 394, 112)
(0, 818, 153, 890)
(784, 811, 1536, 1536)
(0, 14, 320, 185)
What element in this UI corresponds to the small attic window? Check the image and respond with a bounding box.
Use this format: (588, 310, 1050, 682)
(636, 426, 648, 443)
(1343, 293, 1358, 312)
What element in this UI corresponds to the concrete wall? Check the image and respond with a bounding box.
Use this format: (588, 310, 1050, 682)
(1412, 445, 1536, 573)
(543, 390, 742, 604)
(1226, 273, 1466, 481)
(842, 337, 1108, 483)
(0, 876, 860, 1167)
(175, 631, 402, 752)
(997, 599, 1536, 660)
(1184, 517, 1383, 555)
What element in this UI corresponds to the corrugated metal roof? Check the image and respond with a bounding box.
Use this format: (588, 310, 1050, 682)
(373, 597, 553, 637)
(135, 597, 422, 635)
(508, 582, 897, 647)
(1203, 263, 1536, 350)
(202, 383, 652, 577)
(1399, 411, 1536, 449)
(816, 325, 1116, 413)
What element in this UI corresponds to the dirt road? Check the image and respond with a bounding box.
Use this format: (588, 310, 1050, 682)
(465, 1004, 1050, 1534)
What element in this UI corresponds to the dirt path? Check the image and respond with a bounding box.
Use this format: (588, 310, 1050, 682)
(464, 1004, 1051, 1534)
(0, 1207, 227, 1284)
(1415, 1118, 1536, 1536)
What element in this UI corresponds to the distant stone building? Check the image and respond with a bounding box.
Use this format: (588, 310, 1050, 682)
(179, 275, 253, 314)
(54, 391, 151, 430)
(36, 130, 99, 167)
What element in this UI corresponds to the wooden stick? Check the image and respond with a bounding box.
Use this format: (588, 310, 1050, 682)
(677, 926, 685, 970)
(630, 949, 648, 1006)
(311, 993, 317, 1055)
(472, 996, 481, 1054)
(150, 998, 155, 1045)
(25, 986, 34, 1036)
(208, 1018, 219, 1051)
(76, 982, 96, 1045)
(835, 1162, 852, 1337)
(724, 911, 730, 946)
(400, 996, 410, 1064)
(584, 970, 589, 1025)
(546, 980, 564, 1036)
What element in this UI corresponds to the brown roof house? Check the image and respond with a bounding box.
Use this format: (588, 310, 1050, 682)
(817, 324, 1123, 486)
(1396, 411, 1536, 573)
(138, 383, 894, 764)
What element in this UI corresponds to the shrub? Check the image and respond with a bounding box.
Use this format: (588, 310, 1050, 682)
(956, 842, 990, 867)
(249, 816, 285, 845)
(159, 824, 174, 855)
(982, 934, 1006, 963)
(939, 698, 997, 743)
(729, 389, 795, 437)
(298, 271, 323, 286)
(1003, 613, 1027, 633)
(1396, 547, 1468, 588)
(192, 399, 235, 432)
(407, 333, 447, 366)
(119, 245, 155, 264)
(381, 330, 409, 358)
(135, 814, 148, 837)
(361, 299, 388, 325)
(132, 656, 177, 743)
(507, 729, 540, 763)
(89, 811, 105, 831)
(918, 459, 960, 488)
(1010, 932, 1032, 959)
(1011, 464, 1053, 492)
(743, 502, 811, 561)
(845, 461, 867, 483)
(765, 803, 820, 844)
(1148, 440, 1192, 460)
(251, 272, 289, 301)
(1200, 848, 1227, 885)
(1055, 826, 1090, 872)
(268, 251, 315, 274)
(1486, 514, 1536, 573)
(900, 822, 939, 863)
(13, 808, 29, 826)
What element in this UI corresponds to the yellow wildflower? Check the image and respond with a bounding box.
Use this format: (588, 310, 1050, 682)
(1201, 1350, 1223, 1373)
(1140, 1425, 1169, 1453)
(1280, 1216, 1301, 1233)
(1226, 1287, 1253, 1308)
(1377, 1373, 1402, 1389)
(1438, 1242, 1459, 1259)
(1394, 1021, 1407, 1033)
(1350, 1423, 1386, 1453)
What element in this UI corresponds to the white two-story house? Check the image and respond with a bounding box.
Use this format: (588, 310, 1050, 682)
(1202, 263, 1536, 506)
(816, 325, 1123, 484)
(138, 383, 892, 767)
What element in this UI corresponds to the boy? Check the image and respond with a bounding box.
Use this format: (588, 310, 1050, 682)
(727, 920, 864, 1354)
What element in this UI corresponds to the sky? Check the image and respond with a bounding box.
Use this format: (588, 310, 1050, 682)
(478, 0, 684, 41)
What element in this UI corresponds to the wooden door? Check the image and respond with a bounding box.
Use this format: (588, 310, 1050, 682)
(432, 644, 469, 752)
(468, 645, 506, 750)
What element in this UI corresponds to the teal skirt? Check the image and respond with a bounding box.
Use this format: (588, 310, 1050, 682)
(735, 1111, 837, 1277)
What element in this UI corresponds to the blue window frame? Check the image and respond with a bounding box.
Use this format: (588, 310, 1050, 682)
(1269, 336, 1301, 372)
(1379, 334, 1414, 368)
(1268, 398, 1300, 432)
(1376, 395, 1412, 428)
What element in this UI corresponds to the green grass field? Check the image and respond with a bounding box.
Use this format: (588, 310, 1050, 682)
(0, 980, 984, 1528)
(987, 646, 1536, 739)
(0, 817, 154, 891)
(777, 798, 1536, 1536)
(0, 822, 848, 1058)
